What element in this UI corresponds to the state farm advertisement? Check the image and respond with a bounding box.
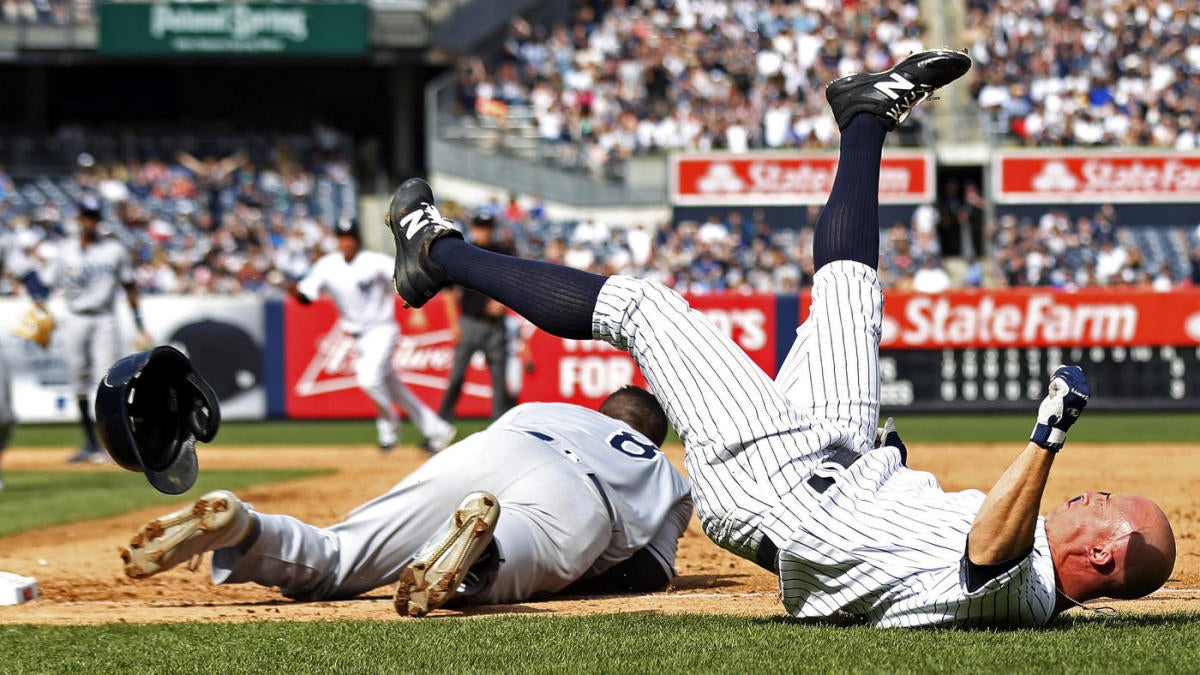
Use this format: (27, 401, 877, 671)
(517, 293, 779, 409)
(671, 151, 933, 205)
(284, 297, 496, 419)
(994, 150, 1200, 203)
(798, 289, 1200, 349)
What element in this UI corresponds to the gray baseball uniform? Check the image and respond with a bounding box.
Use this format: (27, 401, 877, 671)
(40, 236, 135, 396)
(210, 402, 693, 602)
(295, 249, 453, 447)
(589, 265, 1056, 628)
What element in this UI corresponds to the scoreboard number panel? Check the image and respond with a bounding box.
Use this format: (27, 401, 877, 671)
(881, 346, 1198, 411)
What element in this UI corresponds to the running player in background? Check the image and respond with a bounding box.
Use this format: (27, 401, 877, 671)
(119, 385, 692, 617)
(288, 218, 456, 453)
(381, 49, 1175, 627)
(17, 195, 151, 463)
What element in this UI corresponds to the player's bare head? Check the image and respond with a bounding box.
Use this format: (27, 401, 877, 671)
(1045, 492, 1175, 599)
(599, 385, 668, 446)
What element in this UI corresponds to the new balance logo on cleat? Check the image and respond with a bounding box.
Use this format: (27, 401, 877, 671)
(398, 205, 452, 241)
(872, 73, 916, 100)
(825, 49, 971, 131)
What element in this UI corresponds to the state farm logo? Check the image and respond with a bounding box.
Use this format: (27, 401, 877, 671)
(294, 326, 463, 397)
(1013, 154, 1200, 196)
(695, 162, 746, 193)
(882, 295, 1139, 347)
(1031, 161, 1079, 192)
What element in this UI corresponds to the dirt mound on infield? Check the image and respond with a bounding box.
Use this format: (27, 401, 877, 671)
(1, 442, 1197, 625)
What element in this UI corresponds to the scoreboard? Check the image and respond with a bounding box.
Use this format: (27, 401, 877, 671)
(882, 345, 1200, 411)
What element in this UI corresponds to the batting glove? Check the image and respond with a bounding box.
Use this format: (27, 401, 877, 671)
(1030, 365, 1090, 452)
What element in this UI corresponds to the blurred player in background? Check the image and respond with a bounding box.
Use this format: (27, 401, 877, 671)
(16, 195, 151, 464)
(119, 385, 692, 617)
(288, 218, 456, 453)
(437, 212, 516, 427)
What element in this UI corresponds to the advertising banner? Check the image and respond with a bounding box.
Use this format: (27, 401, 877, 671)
(670, 151, 933, 205)
(993, 150, 1200, 203)
(98, 2, 369, 55)
(798, 288, 1200, 349)
(282, 297, 497, 419)
(0, 295, 265, 423)
(517, 293, 780, 409)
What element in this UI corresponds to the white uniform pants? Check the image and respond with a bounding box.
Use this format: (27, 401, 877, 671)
(353, 323, 451, 442)
(590, 262, 882, 562)
(61, 311, 119, 397)
(211, 430, 612, 602)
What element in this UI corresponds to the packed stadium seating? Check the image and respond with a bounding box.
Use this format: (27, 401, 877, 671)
(445, 0, 929, 178)
(967, 0, 1200, 148)
(0, 134, 356, 295)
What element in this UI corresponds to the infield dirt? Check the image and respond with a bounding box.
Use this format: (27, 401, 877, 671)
(1, 441, 1197, 625)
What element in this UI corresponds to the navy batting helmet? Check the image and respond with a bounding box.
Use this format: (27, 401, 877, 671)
(335, 216, 361, 240)
(77, 195, 103, 221)
(95, 345, 221, 495)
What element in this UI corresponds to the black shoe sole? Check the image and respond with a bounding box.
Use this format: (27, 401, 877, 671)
(384, 178, 462, 308)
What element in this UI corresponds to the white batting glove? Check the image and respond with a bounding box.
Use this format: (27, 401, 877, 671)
(1030, 365, 1090, 452)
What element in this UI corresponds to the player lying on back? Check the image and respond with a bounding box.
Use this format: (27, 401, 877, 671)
(377, 49, 1176, 628)
(99, 347, 692, 616)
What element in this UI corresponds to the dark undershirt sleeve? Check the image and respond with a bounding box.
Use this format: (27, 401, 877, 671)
(963, 547, 1032, 592)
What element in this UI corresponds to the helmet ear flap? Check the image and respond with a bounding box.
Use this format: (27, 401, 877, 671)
(183, 371, 221, 443)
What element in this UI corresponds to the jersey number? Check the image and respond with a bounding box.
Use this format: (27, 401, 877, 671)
(608, 431, 656, 460)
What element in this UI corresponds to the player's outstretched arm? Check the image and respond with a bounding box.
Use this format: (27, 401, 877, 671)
(967, 366, 1090, 565)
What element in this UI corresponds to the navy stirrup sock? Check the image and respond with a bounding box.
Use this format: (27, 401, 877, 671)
(431, 239, 606, 340)
(813, 114, 887, 271)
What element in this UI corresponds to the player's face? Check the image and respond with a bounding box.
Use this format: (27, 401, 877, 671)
(337, 234, 359, 260)
(1044, 491, 1134, 550)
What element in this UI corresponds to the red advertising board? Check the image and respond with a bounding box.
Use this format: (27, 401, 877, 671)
(799, 288, 1200, 349)
(284, 293, 780, 418)
(517, 292, 780, 409)
(671, 151, 933, 205)
(993, 150, 1200, 203)
(283, 297, 496, 419)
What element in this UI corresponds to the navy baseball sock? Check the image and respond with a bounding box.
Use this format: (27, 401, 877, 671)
(812, 114, 887, 271)
(431, 238, 606, 340)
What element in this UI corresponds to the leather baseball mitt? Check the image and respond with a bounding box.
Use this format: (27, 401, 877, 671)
(11, 305, 55, 349)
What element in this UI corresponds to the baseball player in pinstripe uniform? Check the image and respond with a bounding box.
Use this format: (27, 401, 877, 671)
(118, 384, 691, 617)
(288, 218, 456, 452)
(382, 50, 1176, 628)
(18, 196, 151, 463)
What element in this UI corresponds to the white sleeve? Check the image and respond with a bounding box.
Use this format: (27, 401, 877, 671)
(642, 493, 693, 578)
(295, 260, 324, 301)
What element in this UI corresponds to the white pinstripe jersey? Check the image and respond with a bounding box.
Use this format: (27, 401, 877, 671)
(766, 447, 1057, 627)
(296, 250, 395, 335)
(590, 269, 1059, 629)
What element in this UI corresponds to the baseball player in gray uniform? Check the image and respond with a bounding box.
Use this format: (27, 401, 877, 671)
(0, 230, 14, 488)
(288, 218, 457, 453)
(381, 50, 1176, 628)
(119, 385, 692, 617)
(20, 196, 151, 463)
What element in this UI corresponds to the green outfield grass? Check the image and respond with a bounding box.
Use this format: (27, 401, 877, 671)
(4, 613, 1199, 673)
(9, 412, 1200, 448)
(0, 469, 328, 538)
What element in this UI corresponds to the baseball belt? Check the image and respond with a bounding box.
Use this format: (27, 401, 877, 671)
(753, 447, 864, 574)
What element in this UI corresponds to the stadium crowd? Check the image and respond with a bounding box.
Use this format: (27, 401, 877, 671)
(3, 159, 1196, 297)
(452, 0, 928, 177)
(967, 0, 1200, 148)
(0, 146, 356, 296)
